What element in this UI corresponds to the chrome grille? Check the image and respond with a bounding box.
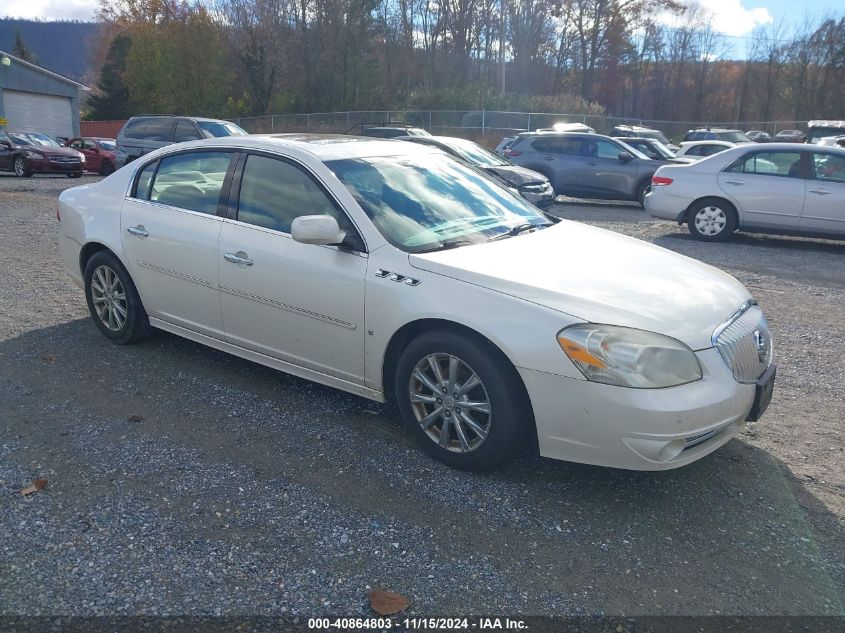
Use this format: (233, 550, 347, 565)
(712, 301, 773, 383)
(50, 156, 81, 164)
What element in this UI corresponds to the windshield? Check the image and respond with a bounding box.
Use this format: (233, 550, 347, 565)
(328, 154, 550, 253)
(197, 121, 247, 138)
(442, 138, 511, 167)
(97, 140, 117, 150)
(12, 132, 60, 147)
(638, 130, 671, 145)
(720, 131, 751, 143)
(808, 126, 845, 143)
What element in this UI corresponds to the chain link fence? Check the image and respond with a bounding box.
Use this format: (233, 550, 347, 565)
(234, 110, 811, 145)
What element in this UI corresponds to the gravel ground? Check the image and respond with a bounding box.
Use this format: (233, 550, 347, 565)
(1, 174, 844, 618)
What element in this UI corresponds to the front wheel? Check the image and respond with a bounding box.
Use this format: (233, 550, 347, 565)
(67, 173, 82, 179)
(394, 330, 531, 471)
(99, 160, 115, 176)
(84, 251, 151, 344)
(636, 180, 651, 207)
(687, 199, 737, 241)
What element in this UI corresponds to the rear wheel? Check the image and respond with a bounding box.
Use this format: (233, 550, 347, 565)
(687, 199, 737, 241)
(395, 330, 531, 471)
(84, 251, 151, 344)
(636, 179, 651, 207)
(13, 156, 31, 178)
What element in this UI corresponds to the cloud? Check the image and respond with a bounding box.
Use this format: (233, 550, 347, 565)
(674, 0, 774, 37)
(2, 0, 98, 21)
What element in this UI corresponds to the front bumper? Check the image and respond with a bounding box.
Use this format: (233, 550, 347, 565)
(520, 348, 759, 470)
(520, 186, 556, 208)
(27, 158, 84, 175)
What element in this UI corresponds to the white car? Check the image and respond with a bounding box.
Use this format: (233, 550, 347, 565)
(58, 134, 776, 471)
(818, 135, 845, 148)
(677, 140, 736, 160)
(646, 142, 845, 241)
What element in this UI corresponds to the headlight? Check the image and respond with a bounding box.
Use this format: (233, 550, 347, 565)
(76, 152, 86, 163)
(557, 324, 702, 388)
(24, 150, 44, 160)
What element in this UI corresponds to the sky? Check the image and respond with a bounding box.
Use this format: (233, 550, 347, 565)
(1, 0, 841, 48)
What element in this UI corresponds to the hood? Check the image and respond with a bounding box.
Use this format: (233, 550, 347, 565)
(19, 144, 81, 158)
(409, 221, 750, 350)
(482, 165, 548, 186)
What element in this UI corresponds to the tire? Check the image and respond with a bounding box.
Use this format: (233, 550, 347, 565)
(99, 160, 115, 176)
(394, 330, 532, 471)
(636, 179, 651, 208)
(687, 198, 738, 241)
(67, 173, 82, 179)
(13, 156, 31, 178)
(84, 251, 151, 345)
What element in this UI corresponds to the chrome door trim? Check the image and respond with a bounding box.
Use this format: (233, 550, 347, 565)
(219, 285, 358, 330)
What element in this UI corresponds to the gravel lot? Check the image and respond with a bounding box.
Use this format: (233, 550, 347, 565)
(1, 174, 844, 618)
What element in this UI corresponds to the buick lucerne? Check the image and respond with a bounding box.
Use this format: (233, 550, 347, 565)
(58, 134, 776, 471)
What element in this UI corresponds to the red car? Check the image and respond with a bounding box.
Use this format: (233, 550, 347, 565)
(66, 137, 119, 175)
(0, 131, 84, 178)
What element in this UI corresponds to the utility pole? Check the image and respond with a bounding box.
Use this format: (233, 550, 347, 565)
(499, 0, 506, 96)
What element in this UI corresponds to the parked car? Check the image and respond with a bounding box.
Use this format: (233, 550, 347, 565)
(348, 123, 430, 138)
(58, 134, 775, 471)
(547, 122, 595, 134)
(646, 143, 845, 241)
(397, 135, 555, 207)
(613, 137, 694, 164)
(806, 120, 845, 144)
(66, 137, 123, 176)
(773, 129, 805, 143)
(0, 130, 84, 178)
(682, 128, 752, 144)
(745, 130, 772, 143)
(611, 125, 679, 152)
(116, 115, 247, 166)
(494, 136, 518, 156)
(504, 132, 661, 205)
(677, 140, 736, 159)
(818, 135, 845, 148)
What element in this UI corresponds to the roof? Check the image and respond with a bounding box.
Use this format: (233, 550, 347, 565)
(0, 50, 89, 90)
(199, 133, 442, 161)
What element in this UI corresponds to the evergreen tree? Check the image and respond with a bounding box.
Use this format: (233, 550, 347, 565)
(85, 35, 132, 120)
(13, 30, 37, 63)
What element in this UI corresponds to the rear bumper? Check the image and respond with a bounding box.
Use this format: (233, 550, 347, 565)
(644, 186, 689, 222)
(520, 348, 757, 471)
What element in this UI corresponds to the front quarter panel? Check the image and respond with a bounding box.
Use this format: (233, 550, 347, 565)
(364, 246, 585, 393)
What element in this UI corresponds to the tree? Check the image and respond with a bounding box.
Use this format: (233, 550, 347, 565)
(13, 30, 37, 63)
(86, 35, 132, 120)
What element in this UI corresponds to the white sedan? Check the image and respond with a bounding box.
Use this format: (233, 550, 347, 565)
(58, 134, 775, 471)
(676, 140, 736, 160)
(646, 142, 845, 241)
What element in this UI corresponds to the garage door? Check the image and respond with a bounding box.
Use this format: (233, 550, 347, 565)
(3, 90, 73, 137)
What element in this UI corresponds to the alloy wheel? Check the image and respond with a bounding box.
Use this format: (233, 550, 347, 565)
(14, 158, 25, 177)
(409, 353, 491, 453)
(90, 265, 128, 331)
(694, 205, 727, 236)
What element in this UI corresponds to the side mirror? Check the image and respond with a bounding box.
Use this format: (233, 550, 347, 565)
(0, 140, 11, 147)
(618, 152, 632, 163)
(291, 215, 346, 246)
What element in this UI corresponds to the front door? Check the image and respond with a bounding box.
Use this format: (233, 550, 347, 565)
(120, 150, 235, 338)
(800, 151, 845, 236)
(718, 149, 806, 230)
(578, 138, 637, 198)
(219, 153, 367, 384)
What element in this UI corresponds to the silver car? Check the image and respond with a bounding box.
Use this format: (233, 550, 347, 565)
(646, 143, 845, 241)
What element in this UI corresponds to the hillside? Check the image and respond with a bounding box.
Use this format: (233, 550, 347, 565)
(0, 18, 99, 83)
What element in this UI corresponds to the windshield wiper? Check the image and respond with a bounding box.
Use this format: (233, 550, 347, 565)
(419, 239, 476, 253)
(487, 222, 551, 242)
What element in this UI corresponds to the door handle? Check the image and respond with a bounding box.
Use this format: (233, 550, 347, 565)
(126, 225, 149, 238)
(224, 251, 254, 266)
(809, 189, 831, 195)
(724, 180, 745, 185)
(543, 156, 554, 161)
(588, 161, 599, 166)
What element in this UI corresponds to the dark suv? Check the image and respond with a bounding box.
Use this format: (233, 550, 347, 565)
(504, 132, 661, 206)
(116, 115, 246, 166)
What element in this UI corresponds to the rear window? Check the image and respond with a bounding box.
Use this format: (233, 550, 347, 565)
(123, 118, 175, 141)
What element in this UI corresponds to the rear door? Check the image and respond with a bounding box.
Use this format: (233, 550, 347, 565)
(718, 149, 806, 230)
(800, 151, 845, 236)
(525, 136, 584, 194)
(121, 149, 236, 338)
